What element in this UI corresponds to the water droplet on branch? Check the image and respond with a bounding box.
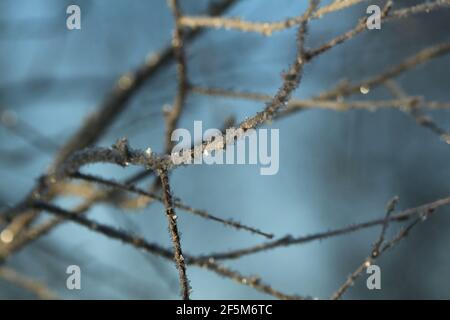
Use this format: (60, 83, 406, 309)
(360, 86, 370, 95)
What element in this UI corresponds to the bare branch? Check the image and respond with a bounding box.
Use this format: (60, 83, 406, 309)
(178, 0, 449, 36)
(31, 201, 306, 300)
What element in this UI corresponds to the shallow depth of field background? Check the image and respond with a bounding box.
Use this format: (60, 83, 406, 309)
(1, 0, 450, 299)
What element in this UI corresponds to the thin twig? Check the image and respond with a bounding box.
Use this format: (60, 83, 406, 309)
(165, 0, 189, 154)
(330, 197, 433, 300)
(317, 40, 450, 100)
(330, 196, 399, 300)
(70, 172, 274, 239)
(305, 1, 393, 60)
(372, 196, 399, 257)
(238, 0, 320, 130)
(191, 85, 446, 111)
(385, 80, 450, 144)
(191, 196, 450, 262)
(158, 169, 190, 300)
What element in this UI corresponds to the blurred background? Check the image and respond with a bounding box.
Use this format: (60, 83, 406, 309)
(1, 0, 450, 299)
